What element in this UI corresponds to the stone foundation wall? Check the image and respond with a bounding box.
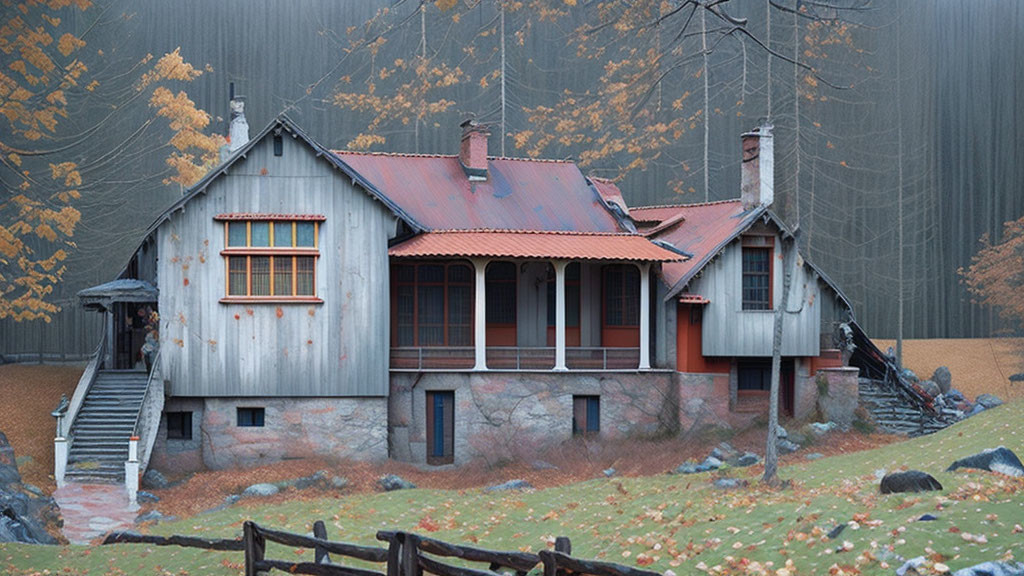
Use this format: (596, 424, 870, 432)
(389, 372, 677, 465)
(149, 396, 388, 473)
(816, 367, 860, 428)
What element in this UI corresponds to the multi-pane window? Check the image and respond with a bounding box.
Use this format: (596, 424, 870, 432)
(237, 407, 265, 427)
(219, 216, 321, 300)
(741, 236, 773, 310)
(485, 262, 517, 325)
(393, 262, 474, 346)
(572, 395, 600, 436)
(165, 411, 192, 440)
(602, 265, 640, 327)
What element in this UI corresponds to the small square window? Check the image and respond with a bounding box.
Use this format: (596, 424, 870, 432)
(572, 395, 600, 436)
(237, 407, 265, 427)
(166, 411, 192, 440)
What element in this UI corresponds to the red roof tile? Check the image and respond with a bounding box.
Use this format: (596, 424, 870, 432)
(631, 200, 761, 289)
(333, 152, 622, 233)
(389, 230, 685, 262)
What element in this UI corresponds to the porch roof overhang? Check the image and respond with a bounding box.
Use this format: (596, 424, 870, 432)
(388, 230, 687, 262)
(78, 279, 158, 311)
(678, 293, 710, 304)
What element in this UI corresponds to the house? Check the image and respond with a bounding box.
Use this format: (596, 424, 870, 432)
(57, 102, 857, 492)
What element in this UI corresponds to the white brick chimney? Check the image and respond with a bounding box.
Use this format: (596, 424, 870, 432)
(740, 123, 774, 210)
(228, 97, 249, 153)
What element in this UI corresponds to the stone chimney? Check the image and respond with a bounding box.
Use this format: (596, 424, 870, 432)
(740, 123, 774, 211)
(459, 119, 490, 181)
(228, 97, 249, 153)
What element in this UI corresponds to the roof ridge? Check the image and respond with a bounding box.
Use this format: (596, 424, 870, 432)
(331, 150, 573, 164)
(425, 229, 638, 237)
(631, 198, 743, 210)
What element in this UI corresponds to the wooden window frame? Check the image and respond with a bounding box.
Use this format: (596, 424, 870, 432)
(572, 395, 600, 437)
(236, 407, 265, 427)
(391, 261, 475, 347)
(219, 217, 323, 304)
(602, 264, 640, 328)
(741, 235, 774, 311)
(425, 390, 455, 465)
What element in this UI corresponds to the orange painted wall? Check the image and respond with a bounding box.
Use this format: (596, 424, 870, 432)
(676, 304, 731, 373)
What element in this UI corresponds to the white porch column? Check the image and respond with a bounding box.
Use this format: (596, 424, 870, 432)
(473, 258, 488, 371)
(553, 260, 568, 371)
(125, 436, 139, 509)
(638, 262, 651, 370)
(53, 437, 67, 488)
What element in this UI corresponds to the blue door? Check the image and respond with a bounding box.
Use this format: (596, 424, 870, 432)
(426, 391, 454, 464)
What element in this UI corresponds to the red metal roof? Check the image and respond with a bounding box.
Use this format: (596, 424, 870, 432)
(631, 200, 761, 289)
(678, 293, 710, 304)
(590, 178, 630, 215)
(389, 230, 685, 262)
(333, 152, 622, 233)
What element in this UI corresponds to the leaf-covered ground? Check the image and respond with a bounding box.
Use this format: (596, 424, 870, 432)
(3, 400, 1023, 576)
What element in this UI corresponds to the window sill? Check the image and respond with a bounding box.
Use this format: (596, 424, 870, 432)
(221, 248, 319, 256)
(220, 297, 323, 305)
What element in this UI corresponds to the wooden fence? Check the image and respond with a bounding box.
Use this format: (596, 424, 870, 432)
(0, 300, 102, 363)
(103, 521, 662, 576)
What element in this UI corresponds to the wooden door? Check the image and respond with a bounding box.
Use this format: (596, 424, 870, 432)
(426, 391, 454, 465)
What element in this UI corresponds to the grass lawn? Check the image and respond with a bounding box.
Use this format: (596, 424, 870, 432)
(3, 401, 1023, 575)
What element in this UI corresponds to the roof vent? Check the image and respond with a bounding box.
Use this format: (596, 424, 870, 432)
(459, 119, 490, 182)
(740, 123, 773, 211)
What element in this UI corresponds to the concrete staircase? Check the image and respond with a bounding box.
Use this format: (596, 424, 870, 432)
(65, 370, 148, 483)
(858, 377, 947, 436)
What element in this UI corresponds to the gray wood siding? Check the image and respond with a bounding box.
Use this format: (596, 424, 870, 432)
(158, 134, 396, 397)
(694, 238, 821, 357)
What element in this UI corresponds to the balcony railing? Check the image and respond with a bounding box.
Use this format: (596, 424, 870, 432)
(390, 347, 641, 371)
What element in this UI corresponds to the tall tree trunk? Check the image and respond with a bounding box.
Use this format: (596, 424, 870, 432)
(763, 233, 796, 486)
(895, 0, 905, 366)
(702, 5, 710, 202)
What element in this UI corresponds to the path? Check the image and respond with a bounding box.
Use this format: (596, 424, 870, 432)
(54, 482, 137, 544)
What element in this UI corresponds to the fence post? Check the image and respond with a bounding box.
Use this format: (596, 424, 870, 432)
(386, 533, 402, 576)
(243, 521, 265, 576)
(402, 532, 422, 576)
(554, 536, 571, 555)
(313, 520, 330, 564)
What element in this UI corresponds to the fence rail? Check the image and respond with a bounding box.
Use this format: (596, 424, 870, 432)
(104, 520, 660, 576)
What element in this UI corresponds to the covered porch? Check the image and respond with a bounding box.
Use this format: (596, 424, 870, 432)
(387, 230, 683, 372)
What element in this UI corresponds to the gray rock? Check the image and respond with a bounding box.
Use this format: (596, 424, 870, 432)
(141, 469, 170, 490)
(713, 478, 743, 489)
(932, 366, 953, 394)
(826, 524, 846, 539)
(330, 476, 349, 490)
(242, 483, 280, 498)
(530, 460, 558, 471)
(917, 514, 938, 521)
(484, 479, 533, 492)
(292, 470, 328, 490)
(918, 380, 941, 399)
(730, 452, 761, 468)
(710, 442, 740, 462)
(947, 446, 1024, 477)
(0, 431, 59, 544)
(788, 431, 808, 446)
(809, 422, 837, 436)
(378, 474, 416, 492)
(777, 439, 801, 455)
(135, 510, 172, 524)
(879, 470, 943, 494)
(976, 393, 1004, 409)
(900, 368, 920, 384)
(673, 461, 701, 475)
(1010, 373, 1024, 382)
(20, 484, 43, 497)
(137, 491, 159, 504)
(776, 425, 788, 439)
(224, 494, 241, 505)
(701, 456, 723, 470)
(896, 557, 927, 576)
(951, 561, 1024, 576)
(805, 453, 824, 460)
(602, 468, 616, 478)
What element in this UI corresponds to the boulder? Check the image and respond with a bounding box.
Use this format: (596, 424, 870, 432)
(896, 557, 927, 576)
(951, 561, 1024, 576)
(931, 366, 952, 394)
(1009, 373, 1024, 382)
(0, 432, 60, 545)
(917, 380, 941, 399)
(484, 479, 533, 492)
(730, 452, 761, 468)
(701, 456, 723, 470)
(900, 368, 919, 384)
(135, 510, 175, 525)
(291, 470, 328, 490)
(241, 483, 280, 498)
(330, 476, 349, 490)
(710, 442, 740, 462)
(788, 431, 808, 446)
(713, 478, 744, 489)
(141, 469, 170, 490)
(805, 453, 824, 460)
(673, 461, 701, 475)
(879, 470, 943, 494)
(378, 474, 416, 492)
(137, 491, 159, 504)
(777, 439, 801, 455)
(947, 446, 1024, 477)
(808, 422, 837, 436)
(602, 468, 616, 478)
(776, 425, 788, 439)
(975, 394, 1004, 409)
(917, 514, 938, 522)
(826, 524, 845, 539)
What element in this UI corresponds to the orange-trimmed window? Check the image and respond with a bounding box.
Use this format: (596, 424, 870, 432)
(217, 215, 324, 303)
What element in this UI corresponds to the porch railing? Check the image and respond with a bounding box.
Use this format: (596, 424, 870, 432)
(390, 346, 641, 371)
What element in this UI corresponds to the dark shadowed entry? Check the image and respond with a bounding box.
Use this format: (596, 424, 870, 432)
(736, 359, 794, 416)
(426, 391, 454, 464)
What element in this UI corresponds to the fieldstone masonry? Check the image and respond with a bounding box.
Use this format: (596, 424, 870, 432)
(389, 372, 676, 465)
(816, 367, 860, 428)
